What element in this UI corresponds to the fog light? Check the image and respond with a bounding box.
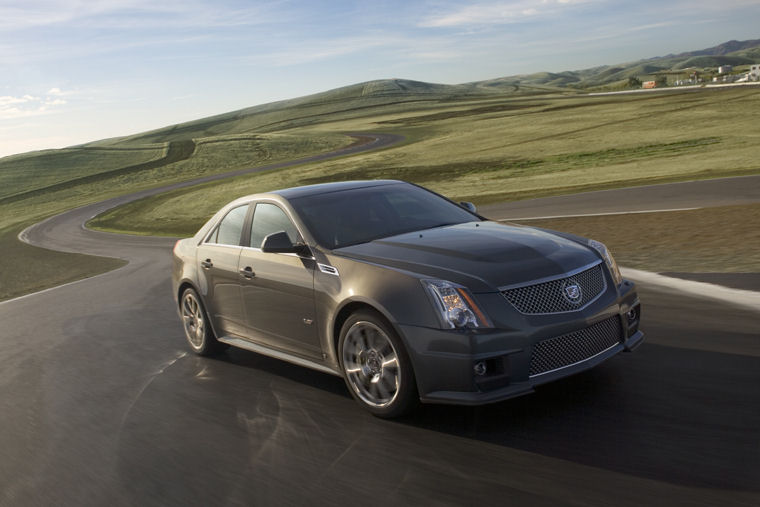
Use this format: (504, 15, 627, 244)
(626, 308, 637, 324)
(474, 361, 487, 376)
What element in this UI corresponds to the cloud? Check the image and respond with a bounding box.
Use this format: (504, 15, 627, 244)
(0, 89, 70, 120)
(0, 0, 283, 31)
(419, 0, 596, 27)
(0, 96, 33, 106)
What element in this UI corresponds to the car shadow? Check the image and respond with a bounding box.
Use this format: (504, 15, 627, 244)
(207, 340, 760, 493)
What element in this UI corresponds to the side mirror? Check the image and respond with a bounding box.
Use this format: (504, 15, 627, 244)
(261, 231, 311, 257)
(459, 201, 477, 214)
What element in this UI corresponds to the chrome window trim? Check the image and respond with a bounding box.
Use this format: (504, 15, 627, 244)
(200, 242, 244, 250)
(240, 245, 315, 260)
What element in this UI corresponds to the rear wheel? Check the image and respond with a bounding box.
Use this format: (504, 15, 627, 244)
(339, 310, 418, 418)
(180, 288, 222, 356)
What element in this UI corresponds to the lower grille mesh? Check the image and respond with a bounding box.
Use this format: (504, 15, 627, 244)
(530, 316, 622, 377)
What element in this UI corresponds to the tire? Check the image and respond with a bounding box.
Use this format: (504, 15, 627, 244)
(338, 310, 418, 418)
(180, 288, 223, 356)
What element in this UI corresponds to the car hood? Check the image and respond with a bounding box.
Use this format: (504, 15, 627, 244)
(334, 221, 600, 292)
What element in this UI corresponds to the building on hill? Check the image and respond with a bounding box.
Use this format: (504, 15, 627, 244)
(750, 64, 760, 81)
(718, 65, 733, 74)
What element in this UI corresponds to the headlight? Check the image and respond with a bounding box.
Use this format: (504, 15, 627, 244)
(588, 239, 623, 286)
(422, 279, 492, 329)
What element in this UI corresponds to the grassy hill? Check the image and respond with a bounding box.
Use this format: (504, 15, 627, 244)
(511, 39, 760, 89)
(92, 78, 556, 147)
(1, 39, 760, 300)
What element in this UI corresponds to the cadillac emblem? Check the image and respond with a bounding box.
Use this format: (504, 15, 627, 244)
(562, 279, 583, 304)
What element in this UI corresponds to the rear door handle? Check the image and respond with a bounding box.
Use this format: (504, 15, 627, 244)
(201, 259, 213, 269)
(239, 266, 255, 279)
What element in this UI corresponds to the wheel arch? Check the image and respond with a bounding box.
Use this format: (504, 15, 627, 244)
(177, 281, 219, 339)
(177, 280, 196, 308)
(331, 299, 401, 362)
(332, 299, 420, 417)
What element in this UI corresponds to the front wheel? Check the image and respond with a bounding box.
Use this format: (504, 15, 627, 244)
(180, 288, 223, 356)
(338, 310, 418, 418)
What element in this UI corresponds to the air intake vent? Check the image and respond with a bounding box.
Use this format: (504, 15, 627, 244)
(530, 316, 622, 377)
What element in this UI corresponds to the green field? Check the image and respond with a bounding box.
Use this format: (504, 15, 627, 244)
(523, 203, 760, 274)
(2, 80, 759, 301)
(0, 131, 352, 301)
(92, 85, 760, 237)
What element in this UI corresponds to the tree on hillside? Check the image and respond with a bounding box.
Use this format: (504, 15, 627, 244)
(655, 74, 668, 87)
(628, 76, 642, 88)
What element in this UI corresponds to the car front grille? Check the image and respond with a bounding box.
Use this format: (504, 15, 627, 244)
(501, 263, 606, 314)
(529, 316, 622, 377)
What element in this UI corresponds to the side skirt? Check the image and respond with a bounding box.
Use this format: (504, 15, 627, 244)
(217, 336, 341, 377)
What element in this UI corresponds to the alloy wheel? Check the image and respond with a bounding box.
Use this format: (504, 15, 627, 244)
(342, 320, 401, 408)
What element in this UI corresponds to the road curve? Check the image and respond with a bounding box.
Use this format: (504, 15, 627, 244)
(1, 159, 758, 505)
(19, 132, 404, 258)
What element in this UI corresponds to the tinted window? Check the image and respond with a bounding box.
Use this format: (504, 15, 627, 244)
(211, 205, 248, 245)
(250, 203, 300, 248)
(290, 183, 479, 248)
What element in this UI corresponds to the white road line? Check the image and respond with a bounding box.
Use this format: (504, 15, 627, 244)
(0, 267, 127, 306)
(621, 268, 760, 313)
(497, 207, 700, 221)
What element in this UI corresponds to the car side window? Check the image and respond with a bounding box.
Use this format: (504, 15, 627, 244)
(250, 203, 299, 248)
(209, 205, 248, 245)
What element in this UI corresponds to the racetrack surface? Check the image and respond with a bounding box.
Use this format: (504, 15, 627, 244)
(1, 168, 758, 506)
(478, 174, 760, 220)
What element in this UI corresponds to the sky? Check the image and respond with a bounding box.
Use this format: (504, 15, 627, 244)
(1, 0, 759, 158)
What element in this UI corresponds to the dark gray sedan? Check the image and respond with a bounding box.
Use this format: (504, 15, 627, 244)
(172, 180, 643, 417)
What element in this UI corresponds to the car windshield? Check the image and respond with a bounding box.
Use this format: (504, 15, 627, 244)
(289, 182, 480, 249)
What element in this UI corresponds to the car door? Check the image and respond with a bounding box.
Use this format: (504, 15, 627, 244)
(196, 204, 250, 337)
(238, 202, 321, 358)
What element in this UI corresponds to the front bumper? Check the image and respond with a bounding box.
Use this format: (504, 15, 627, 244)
(399, 280, 643, 406)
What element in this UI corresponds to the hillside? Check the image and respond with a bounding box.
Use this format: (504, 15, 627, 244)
(2, 38, 760, 300)
(1, 38, 757, 163)
(88, 78, 557, 147)
(512, 38, 760, 89)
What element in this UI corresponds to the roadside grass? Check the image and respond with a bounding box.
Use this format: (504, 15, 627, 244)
(0, 226, 126, 302)
(0, 131, 351, 237)
(515, 203, 760, 273)
(3, 84, 760, 300)
(0, 145, 165, 201)
(92, 87, 760, 237)
(0, 132, 351, 301)
(303, 87, 760, 203)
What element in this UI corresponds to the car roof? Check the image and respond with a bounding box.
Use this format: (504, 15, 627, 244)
(271, 179, 403, 199)
(221, 180, 408, 210)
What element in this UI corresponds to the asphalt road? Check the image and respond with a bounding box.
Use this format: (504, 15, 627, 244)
(478, 174, 760, 220)
(1, 165, 758, 505)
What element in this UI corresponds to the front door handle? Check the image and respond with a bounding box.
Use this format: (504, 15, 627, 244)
(201, 259, 213, 269)
(239, 266, 255, 279)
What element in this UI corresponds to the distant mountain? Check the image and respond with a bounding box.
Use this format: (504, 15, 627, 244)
(93, 78, 532, 146)
(510, 38, 760, 90)
(7, 39, 758, 156)
(663, 39, 760, 58)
